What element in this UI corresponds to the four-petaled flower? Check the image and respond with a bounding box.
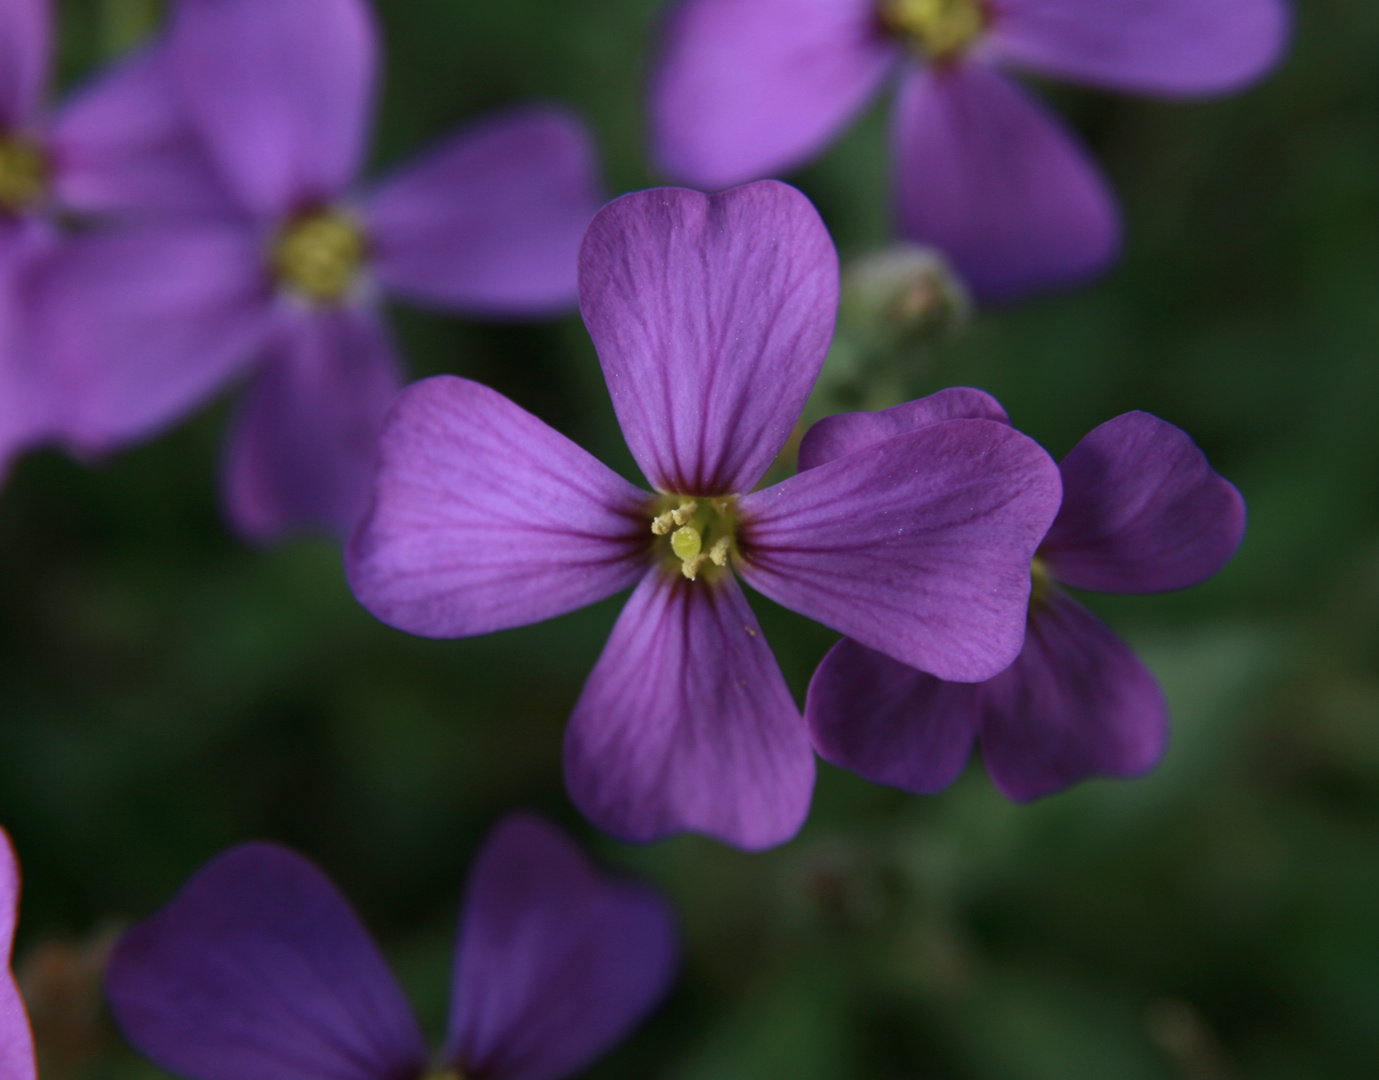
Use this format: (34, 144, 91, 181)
(346, 180, 1063, 850)
(31, 0, 603, 541)
(1, 828, 36, 1080)
(805, 404, 1246, 800)
(106, 814, 678, 1080)
(650, 0, 1290, 300)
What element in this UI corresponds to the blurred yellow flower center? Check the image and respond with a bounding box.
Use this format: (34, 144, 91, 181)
(880, 0, 988, 61)
(651, 495, 738, 582)
(1030, 554, 1054, 612)
(0, 135, 48, 213)
(272, 210, 367, 302)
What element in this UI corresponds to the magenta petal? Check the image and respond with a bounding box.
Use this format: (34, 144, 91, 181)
(564, 570, 815, 851)
(0, 0, 47, 126)
(223, 307, 402, 543)
(106, 844, 428, 1080)
(650, 0, 896, 188)
(446, 814, 678, 1080)
(368, 107, 601, 317)
(990, 0, 1291, 97)
(170, 0, 378, 217)
(979, 590, 1168, 801)
(580, 182, 839, 494)
(892, 63, 1121, 302)
(806, 638, 978, 794)
(49, 43, 239, 220)
(0, 227, 53, 477)
(797, 386, 1011, 471)
(0, 831, 36, 1080)
(1042, 411, 1246, 594)
(346, 376, 651, 639)
(739, 419, 1061, 681)
(29, 224, 271, 450)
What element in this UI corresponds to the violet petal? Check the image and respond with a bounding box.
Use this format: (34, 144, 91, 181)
(0, 0, 47, 127)
(106, 844, 428, 1080)
(891, 62, 1120, 302)
(0, 830, 35, 1080)
(223, 305, 402, 543)
(649, 0, 897, 189)
(989, 0, 1291, 98)
(367, 107, 601, 317)
(805, 637, 978, 794)
(1042, 411, 1247, 594)
(0, 225, 53, 479)
(979, 589, 1169, 801)
(170, 0, 378, 218)
(446, 814, 678, 1080)
(797, 386, 1011, 472)
(738, 419, 1061, 681)
(564, 569, 815, 851)
(579, 182, 838, 495)
(346, 375, 651, 639)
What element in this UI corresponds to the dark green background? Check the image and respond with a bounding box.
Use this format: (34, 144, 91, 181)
(4, 0, 1378, 1076)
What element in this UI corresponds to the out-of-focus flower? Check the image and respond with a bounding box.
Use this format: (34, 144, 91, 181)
(650, 0, 1290, 301)
(106, 814, 678, 1080)
(0, 0, 230, 478)
(346, 181, 1062, 850)
(805, 404, 1246, 800)
(33, 0, 603, 541)
(1, 829, 37, 1080)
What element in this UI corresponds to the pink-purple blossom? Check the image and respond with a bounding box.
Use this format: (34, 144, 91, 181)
(28, 0, 603, 541)
(1, 829, 36, 1080)
(346, 181, 1063, 850)
(804, 402, 1247, 800)
(649, 0, 1291, 301)
(106, 814, 678, 1080)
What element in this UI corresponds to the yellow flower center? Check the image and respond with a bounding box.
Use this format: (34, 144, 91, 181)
(271, 209, 367, 302)
(879, 0, 988, 61)
(1029, 554, 1054, 612)
(650, 495, 739, 582)
(0, 135, 48, 214)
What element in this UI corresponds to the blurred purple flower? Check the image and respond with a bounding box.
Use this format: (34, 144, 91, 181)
(1, 829, 37, 1080)
(32, 0, 603, 541)
(346, 181, 1062, 850)
(650, 0, 1290, 301)
(805, 401, 1247, 800)
(1, 0, 229, 478)
(106, 814, 678, 1080)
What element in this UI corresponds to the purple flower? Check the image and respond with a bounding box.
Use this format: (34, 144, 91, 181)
(1, 0, 228, 477)
(804, 401, 1247, 800)
(1, 829, 36, 1080)
(346, 181, 1063, 850)
(31, 0, 603, 541)
(105, 814, 678, 1080)
(649, 0, 1290, 300)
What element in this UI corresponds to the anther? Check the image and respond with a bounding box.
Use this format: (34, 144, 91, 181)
(680, 555, 707, 581)
(709, 537, 730, 566)
(651, 512, 675, 535)
(671, 498, 698, 526)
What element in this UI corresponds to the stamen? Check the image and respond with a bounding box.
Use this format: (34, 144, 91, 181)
(680, 554, 707, 581)
(879, 0, 987, 61)
(0, 135, 48, 214)
(650, 493, 739, 582)
(272, 209, 367, 302)
(671, 498, 698, 526)
(708, 537, 730, 566)
(651, 512, 676, 535)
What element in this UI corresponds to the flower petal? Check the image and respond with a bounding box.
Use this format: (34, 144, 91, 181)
(223, 306, 402, 543)
(0, 830, 36, 1080)
(1042, 411, 1246, 594)
(891, 63, 1120, 302)
(49, 43, 239, 221)
(346, 376, 651, 639)
(989, 0, 1291, 97)
(580, 182, 839, 494)
(797, 386, 1010, 472)
(445, 814, 678, 1080)
(805, 637, 978, 794)
(28, 224, 271, 451)
(170, 0, 378, 217)
(738, 419, 1061, 681)
(367, 107, 601, 317)
(564, 570, 815, 851)
(106, 844, 428, 1080)
(0, 0, 47, 126)
(979, 590, 1168, 801)
(0, 226, 54, 479)
(649, 0, 896, 189)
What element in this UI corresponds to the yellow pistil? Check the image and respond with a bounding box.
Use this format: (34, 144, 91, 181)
(1030, 554, 1054, 612)
(271, 209, 367, 302)
(879, 0, 988, 61)
(650, 495, 739, 582)
(0, 135, 48, 214)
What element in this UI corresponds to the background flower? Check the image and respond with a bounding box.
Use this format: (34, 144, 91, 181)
(1, 828, 36, 1080)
